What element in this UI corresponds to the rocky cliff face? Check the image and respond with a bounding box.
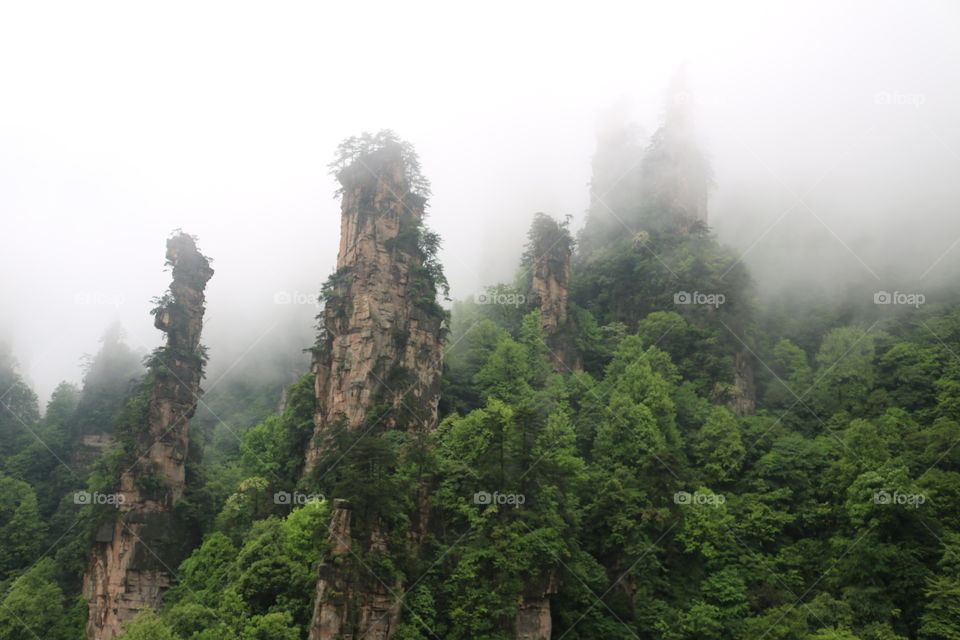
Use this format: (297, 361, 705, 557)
(530, 244, 569, 335)
(306, 143, 444, 467)
(730, 349, 756, 415)
(83, 233, 212, 640)
(306, 143, 445, 640)
(514, 569, 559, 640)
(307, 500, 403, 640)
(640, 66, 711, 234)
(526, 214, 581, 373)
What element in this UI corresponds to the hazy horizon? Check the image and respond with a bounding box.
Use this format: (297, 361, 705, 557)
(4, 0, 959, 404)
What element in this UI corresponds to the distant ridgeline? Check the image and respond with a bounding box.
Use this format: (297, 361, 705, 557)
(4, 86, 960, 640)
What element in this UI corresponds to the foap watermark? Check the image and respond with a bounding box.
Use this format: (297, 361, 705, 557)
(874, 91, 926, 108)
(473, 490, 525, 507)
(73, 291, 124, 308)
(273, 490, 325, 505)
(874, 291, 925, 308)
(274, 291, 320, 306)
(74, 490, 125, 507)
(674, 291, 725, 308)
(674, 491, 726, 506)
(874, 490, 926, 508)
(475, 292, 526, 308)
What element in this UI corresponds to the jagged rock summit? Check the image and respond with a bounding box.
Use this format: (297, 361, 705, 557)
(83, 232, 212, 640)
(306, 135, 447, 640)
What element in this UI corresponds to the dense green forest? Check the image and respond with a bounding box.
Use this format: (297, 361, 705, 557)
(3, 117, 960, 640)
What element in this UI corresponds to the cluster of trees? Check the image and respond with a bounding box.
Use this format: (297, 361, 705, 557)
(0, 322, 301, 640)
(435, 234, 960, 639)
(109, 280, 960, 639)
(1, 112, 959, 640)
(0, 332, 142, 640)
(94, 204, 958, 638)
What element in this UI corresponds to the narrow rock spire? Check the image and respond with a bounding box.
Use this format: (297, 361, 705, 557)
(83, 232, 212, 640)
(306, 135, 446, 640)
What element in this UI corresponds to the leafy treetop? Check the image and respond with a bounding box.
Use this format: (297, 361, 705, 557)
(328, 130, 432, 199)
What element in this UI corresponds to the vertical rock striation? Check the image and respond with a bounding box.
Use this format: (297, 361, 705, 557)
(83, 232, 212, 640)
(731, 349, 756, 415)
(306, 142, 444, 467)
(640, 65, 711, 234)
(306, 140, 446, 640)
(514, 569, 560, 640)
(525, 213, 581, 373)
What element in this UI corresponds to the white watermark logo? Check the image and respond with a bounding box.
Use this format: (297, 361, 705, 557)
(874, 490, 925, 508)
(273, 291, 320, 306)
(474, 292, 526, 307)
(874, 291, 925, 308)
(74, 490, 125, 506)
(273, 490, 325, 505)
(874, 91, 926, 108)
(674, 291, 725, 308)
(473, 490, 525, 506)
(674, 491, 726, 506)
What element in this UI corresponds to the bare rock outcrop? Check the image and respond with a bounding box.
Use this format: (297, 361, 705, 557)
(514, 569, 560, 640)
(83, 233, 212, 640)
(525, 213, 582, 373)
(730, 349, 756, 415)
(306, 143, 444, 468)
(306, 140, 445, 640)
(308, 500, 403, 640)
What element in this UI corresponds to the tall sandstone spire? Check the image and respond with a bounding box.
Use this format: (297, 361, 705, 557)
(306, 139, 446, 640)
(525, 213, 582, 374)
(306, 142, 444, 467)
(83, 232, 213, 640)
(640, 64, 711, 233)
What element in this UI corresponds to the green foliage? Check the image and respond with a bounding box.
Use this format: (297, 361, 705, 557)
(432, 397, 582, 640)
(215, 476, 272, 542)
(810, 327, 878, 417)
(0, 474, 46, 579)
(473, 336, 534, 404)
(412, 226, 450, 302)
(110, 376, 154, 461)
(570, 228, 752, 397)
(11, 116, 960, 640)
(693, 405, 745, 483)
(123, 610, 179, 640)
(431, 267, 960, 639)
(239, 374, 316, 487)
(442, 317, 511, 415)
(0, 558, 80, 640)
(308, 421, 409, 529)
(329, 129, 431, 198)
(5, 382, 80, 517)
(162, 501, 328, 638)
(318, 266, 353, 314)
(919, 533, 960, 639)
(150, 291, 174, 320)
(520, 212, 575, 278)
(0, 345, 40, 460)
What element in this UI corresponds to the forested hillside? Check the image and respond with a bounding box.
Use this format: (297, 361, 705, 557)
(2, 110, 960, 640)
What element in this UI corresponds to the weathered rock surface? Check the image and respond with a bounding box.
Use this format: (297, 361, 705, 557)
(306, 143, 445, 640)
(515, 569, 560, 640)
(308, 500, 403, 640)
(83, 233, 212, 640)
(526, 214, 582, 374)
(730, 349, 756, 415)
(306, 144, 444, 467)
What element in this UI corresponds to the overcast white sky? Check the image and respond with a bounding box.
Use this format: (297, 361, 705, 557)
(2, 0, 959, 403)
